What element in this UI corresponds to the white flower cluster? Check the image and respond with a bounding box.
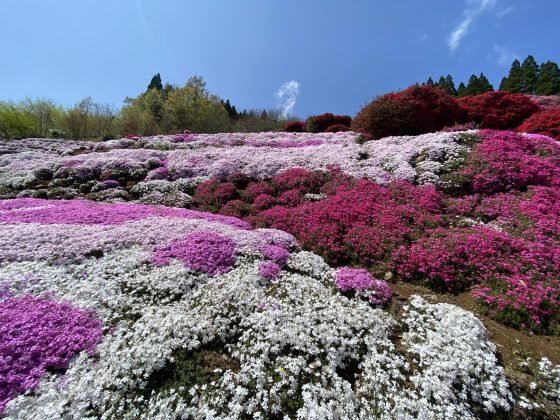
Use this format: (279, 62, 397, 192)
(131, 180, 195, 208)
(0, 131, 470, 197)
(1, 245, 512, 419)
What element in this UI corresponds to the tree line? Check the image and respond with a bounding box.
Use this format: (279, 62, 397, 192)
(0, 74, 285, 140)
(425, 55, 560, 97)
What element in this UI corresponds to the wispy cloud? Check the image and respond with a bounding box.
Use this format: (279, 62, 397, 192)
(420, 33, 429, 42)
(493, 45, 518, 66)
(497, 5, 515, 18)
(275, 80, 301, 118)
(447, 0, 496, 51)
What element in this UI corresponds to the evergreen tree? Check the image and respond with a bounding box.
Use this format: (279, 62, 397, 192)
(464, 74, 481, 96)
(437, 76, 446, 88)
(536, 61, 560, 95)
(501, 59, 522, 92)
(477, 73, 494, 93)
(520, 55, 539, 94)
(147, 73, 163, 92)
(426, 77, 435, 86)
(444, 75, 458, 96)
(457, 82, 467, 97)
(499, 77, 508, 91)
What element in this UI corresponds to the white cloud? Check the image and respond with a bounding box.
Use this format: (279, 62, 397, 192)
(493, 45, 518, 66)
(447, 0, 496, 51)
(275, 80, 301, 118)
(497, 5, 515, 18)
(420, 33, 429, 42)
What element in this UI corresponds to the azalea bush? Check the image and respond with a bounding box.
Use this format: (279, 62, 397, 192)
(518, 107, 560, 140)
(305, 113, 352, 133)
(458, 91, 539, 129)
(351, 85, 464, 139)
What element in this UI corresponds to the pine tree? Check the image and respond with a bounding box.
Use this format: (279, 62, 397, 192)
(426, 77, 435, 86)
(520, 55, 539, 94)
(444, 75, 458, 96)
(536, 61, 560, 95)
(499, 77, 508, 91)
(457, 82, 467, 97)
(147, 73, 163, 92)
(477, 73, 494, 93)
(437, 76, 446, 88)
(501, 59, 522, 92)
(464, 74, 481, 96)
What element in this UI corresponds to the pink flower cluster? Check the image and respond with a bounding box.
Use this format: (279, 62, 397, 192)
(152, 231, 236, 276)
(0, 295, 103, 413)
(461, 130, 560, 194)
(335, 267, 392, 306)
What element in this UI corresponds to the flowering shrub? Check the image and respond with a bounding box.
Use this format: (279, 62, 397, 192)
(459, 91, 539, 129)
(458, 130, 560, 194)
(0, 295, 103, 413)
(351, 85, 464, 139)
(305, 113, 352, 133)
(527, 95, 560, 110)
(0, 197, 512, 417)
(283, 120, 306, 132)
(335, 267, 374, 292)
(152, 231, 236, 276)
(518, 107, 560, 140)
(324, 124, 351, 133)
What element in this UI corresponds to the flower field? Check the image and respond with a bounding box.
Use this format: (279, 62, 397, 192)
(1, 129, 560, 418)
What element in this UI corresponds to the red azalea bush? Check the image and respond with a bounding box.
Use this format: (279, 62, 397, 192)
(306, 113, 352, 133)
(283, 120, 306, 132)
(325, 124, 351, 133)
(458, 91, 539, 129)
(351, 85, 464, 139)
(458, 130, 560, 194)
(518, 107, 560, 140)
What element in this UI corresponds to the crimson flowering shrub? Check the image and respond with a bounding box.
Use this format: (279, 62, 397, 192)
(283, 120, 306, 132)
(242, 182, 276, 200)
(193, 180, 238, 211)
(259, 180, 444, 266)
(458, 130, 560, 194)
(518, 107, 560, 140)
(458, 91, 539, 129)
(306, 113, 352, 133)
(351, 85, 464, 139)
(0, 296, 103, 413)
(271, 168, 330, 194)
(325, 124, 351, 133)
(152, 231, 236, 276)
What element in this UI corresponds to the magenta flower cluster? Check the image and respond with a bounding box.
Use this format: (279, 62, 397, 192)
(258, 261, 282, 280)
(0, 295, 103, 413)
(335, 267, 392, 306)
(152, 231, 236, 276)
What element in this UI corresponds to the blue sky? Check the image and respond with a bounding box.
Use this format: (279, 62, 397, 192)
(1, 0, 559, 118)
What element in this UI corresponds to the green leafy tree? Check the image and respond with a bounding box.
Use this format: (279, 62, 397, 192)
(536, 61, 560, 95)
(520, 55, 539, 94)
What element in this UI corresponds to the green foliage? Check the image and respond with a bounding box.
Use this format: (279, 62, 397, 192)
(0, 98, 64, 139)
(500, 59, 522, 92)
(520, 55, 540, 94)
(147, 73, 163, 92)
(535, 61, 560, 95)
